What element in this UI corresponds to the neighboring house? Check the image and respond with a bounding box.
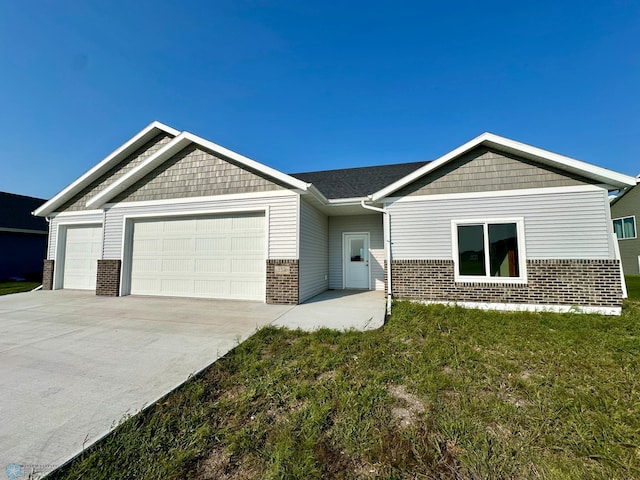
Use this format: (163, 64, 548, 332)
(0, 192, 48, 280)
(34, 122, 636, 315)
(610, 176, 640, 275)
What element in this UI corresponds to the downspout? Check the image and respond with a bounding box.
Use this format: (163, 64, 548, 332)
(360, 200, 393, 315)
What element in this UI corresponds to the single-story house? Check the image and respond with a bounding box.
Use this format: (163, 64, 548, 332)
(0, 192, 48, 281)
(610, 176, 640, 275)
(34, 122, 637, 315)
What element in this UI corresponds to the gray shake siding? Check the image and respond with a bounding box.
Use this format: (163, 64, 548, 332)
(386, 188, 615, 261)
(328, 214, 385, 290)
(299, 199, 329, 302)
(58, 133, 175, 212)
(112, 145, 286, 203)
(611, 184, 640, 275)
(394, 147, 596, 197)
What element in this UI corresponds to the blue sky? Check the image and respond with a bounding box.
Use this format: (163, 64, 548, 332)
(1, 0, 638, 199)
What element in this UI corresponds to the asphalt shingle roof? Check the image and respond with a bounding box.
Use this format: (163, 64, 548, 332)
(289, 161, 429, 199)
(0, 192, 48, 231)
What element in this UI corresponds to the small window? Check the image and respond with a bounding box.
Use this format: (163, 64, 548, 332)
(453, 219, 526, 283)
(613, 216, 636, 240)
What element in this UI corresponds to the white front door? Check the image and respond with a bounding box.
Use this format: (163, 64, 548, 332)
(344, 233, 370, 289)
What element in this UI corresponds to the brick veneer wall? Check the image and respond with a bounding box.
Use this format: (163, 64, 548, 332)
(42, 260, 54, 290)
(96, 260, 121, 296)
(391, 259, 622, 308)
(266, 259, 299, 305)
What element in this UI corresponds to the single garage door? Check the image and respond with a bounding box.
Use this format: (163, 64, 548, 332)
(62, 224, 103, 290)
(129, 213, 265, 301)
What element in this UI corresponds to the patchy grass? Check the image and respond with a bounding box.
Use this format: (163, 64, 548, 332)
(0, 281, 39, 296)
(50, 302, 640, 479)
(626, 275, 640, 302)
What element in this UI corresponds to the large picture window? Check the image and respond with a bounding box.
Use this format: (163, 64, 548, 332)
(613, 216, 636, 240)
(453, 219, 526, 283)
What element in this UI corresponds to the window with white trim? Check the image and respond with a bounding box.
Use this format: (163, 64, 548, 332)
(612, 216, 636, 240)
(452, 219, 527, 283)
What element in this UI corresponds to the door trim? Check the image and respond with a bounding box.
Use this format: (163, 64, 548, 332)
(342, 232, 371, 290)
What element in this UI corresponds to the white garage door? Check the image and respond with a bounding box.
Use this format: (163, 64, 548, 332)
(129, 213, 265, 301)
(62, 225, 103, 290)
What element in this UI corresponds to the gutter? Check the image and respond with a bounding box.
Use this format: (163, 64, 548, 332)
(360, 200, 393, 316)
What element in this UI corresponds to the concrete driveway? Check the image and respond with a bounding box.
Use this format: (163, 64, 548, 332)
(0, 290, 293, 478)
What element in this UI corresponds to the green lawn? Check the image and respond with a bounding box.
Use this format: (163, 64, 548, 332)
(626, 275, 640, 302)
(0, 281, 40, 296)
(50, 298, 640, 480)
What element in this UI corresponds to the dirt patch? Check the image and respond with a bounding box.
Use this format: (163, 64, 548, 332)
(199, 448, 261, 480)
(442, 366, 456, 375)
(220, 385, 245, 402)
(317, 370, 337, 382)
(486, 422, 513, 440)
(499, 391, 532, 408)
(388, 385, 426, 428)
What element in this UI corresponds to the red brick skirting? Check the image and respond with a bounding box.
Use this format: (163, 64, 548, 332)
(266, 259, 299, 305)
(391, 259, 622, 308)
(42, 260, 54, 290)
(96, 260, 121, 296)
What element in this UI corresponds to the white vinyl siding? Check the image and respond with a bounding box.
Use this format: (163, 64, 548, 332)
(328, 214, 385, 290)
(48, 212, 104, 260)
(129, 213, 265, 300)
(299, 199, 329, 302)
(102, 194, 298, 260)
(60, 224, 102, 290)
(386, 188, 614, 260)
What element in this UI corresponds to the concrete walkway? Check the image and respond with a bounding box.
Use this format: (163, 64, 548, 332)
(274, 289, 386, 331)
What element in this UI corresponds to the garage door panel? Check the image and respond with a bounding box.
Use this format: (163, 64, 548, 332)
(232, 235, 264, 252)
(162, 258, 193, 273)
(231, 259, 263, 274)
(195, 237, 228, 252)
(130, 213, 265, 301)
(194, 280, 226, 295)
(194, 258, 228, 274)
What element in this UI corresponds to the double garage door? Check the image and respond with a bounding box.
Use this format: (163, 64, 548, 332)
(129, 213, 266, 301)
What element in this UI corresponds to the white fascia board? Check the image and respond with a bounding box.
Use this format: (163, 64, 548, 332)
(370, 132, 637, 201)
(86, 131, 311, 209)
(33, 121, 180, 217)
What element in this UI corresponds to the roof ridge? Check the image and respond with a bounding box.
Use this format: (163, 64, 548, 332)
(290, 160, 429, 176)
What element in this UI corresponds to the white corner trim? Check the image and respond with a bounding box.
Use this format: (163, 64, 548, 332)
(34, 121, 179, 217)
(86, 131, 310, 210)
(416, 300, 622, 316)
(103, 189, 298, 209)
(384, 184, 604, 205)
(371, 132, 637, 201)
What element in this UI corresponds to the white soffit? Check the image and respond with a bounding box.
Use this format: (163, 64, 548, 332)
(86, 131, 311, 209)
(370, 132, 637, 201)
(34, 121, 180, 217)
